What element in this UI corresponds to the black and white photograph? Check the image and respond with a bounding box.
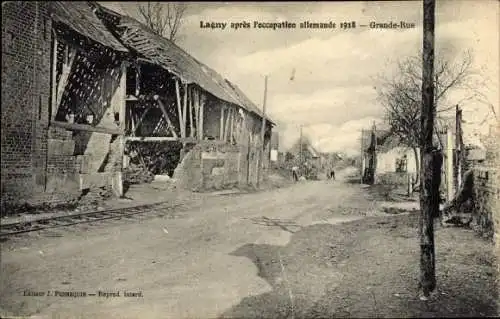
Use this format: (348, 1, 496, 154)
(1, 1, 499, 318)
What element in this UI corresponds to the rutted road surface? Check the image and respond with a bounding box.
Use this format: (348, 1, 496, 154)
(1, 176, 378, 319)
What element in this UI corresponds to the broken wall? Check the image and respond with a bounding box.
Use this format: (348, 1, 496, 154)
(69, 61, 124, 195)
(173, 141, 240, 191)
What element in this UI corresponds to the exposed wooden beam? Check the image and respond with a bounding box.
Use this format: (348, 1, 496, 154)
(188, 87, 194, 138)
(129, 105, 136, 133)
(224, 107, 231, 142)
(50, 35, 58, 120)
(194, 89, 200, 140)
(51, 120, 123, 135)
(183, 83, 188, 139)
(135, 62, 141, 97)
(199, 93, 205, 140)
(55, 44, 77, 116)
(175, 79, 185, 138)
(125, 136, 198, 143)
(230, 108, 235, 143)
(155, 97, 178, 138)
(132, 106, 152, 136)
(220, 106, 225, 140)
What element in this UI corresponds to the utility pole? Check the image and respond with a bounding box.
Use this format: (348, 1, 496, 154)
(455, 105, 463, 188)
(299, 124, 303, 167)
(256, 75, 268, 188)
(420, 0, 437, 298)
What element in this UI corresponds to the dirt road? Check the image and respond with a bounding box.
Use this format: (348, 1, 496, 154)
(1, 175, 376, 319)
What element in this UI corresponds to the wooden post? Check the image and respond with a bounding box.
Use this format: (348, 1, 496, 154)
(229, 108, 235, 143)
(446, 127, 454, 201)
(183, 83, 188, 137)
(420, 0, 437, 298)
(115, 62, 127, 197)
(189, 88, 194, 137)
(199, 94, 205, 140)
(257, 75, 268, 188)
(135, 63, 141, 97)
(224, 107, 231, 142)
(194, 89, 200, 139)
(220, 106, 225, 140)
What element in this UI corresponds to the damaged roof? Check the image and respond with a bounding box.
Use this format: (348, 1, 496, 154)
(94, 3, 274, 125)
(223, 78, 276, 125)
(51, 1, 128, 52)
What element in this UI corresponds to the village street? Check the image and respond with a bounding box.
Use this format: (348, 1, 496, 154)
(1, 168, 497, 319)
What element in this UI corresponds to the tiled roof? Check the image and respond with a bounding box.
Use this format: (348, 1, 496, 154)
(51, 2, 128, 52)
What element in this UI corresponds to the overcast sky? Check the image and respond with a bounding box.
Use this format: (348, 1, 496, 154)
(102, 1, 499, 155)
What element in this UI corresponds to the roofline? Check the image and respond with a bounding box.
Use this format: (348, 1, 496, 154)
(93, 2, 276, 126)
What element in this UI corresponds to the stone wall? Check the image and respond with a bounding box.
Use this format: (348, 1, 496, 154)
(472, 167, 498, 239)
(377, 172, 415, 186)
(173, 141, 240, 191)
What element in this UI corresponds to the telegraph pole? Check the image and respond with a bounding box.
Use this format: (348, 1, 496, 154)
(455, 105, 463, 188)
(420, 0, 437, 298)
(299, 124, 303, 166)
(256, 75, 268, 188)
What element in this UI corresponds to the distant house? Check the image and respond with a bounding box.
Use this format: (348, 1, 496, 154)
(287, 136, 320, 168)
(270, 131, 279, 163)
(360, 128, 419, 185)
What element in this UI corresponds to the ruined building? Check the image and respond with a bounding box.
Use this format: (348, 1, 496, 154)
(1, 2, 275, 210)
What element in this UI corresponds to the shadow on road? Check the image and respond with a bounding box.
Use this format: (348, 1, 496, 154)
(220, 214, 498, 319)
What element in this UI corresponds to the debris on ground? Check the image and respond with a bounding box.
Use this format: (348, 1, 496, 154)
(123, 164, 155, 185)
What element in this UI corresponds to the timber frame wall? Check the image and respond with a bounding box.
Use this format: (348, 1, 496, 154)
(122, 59, 273, 188)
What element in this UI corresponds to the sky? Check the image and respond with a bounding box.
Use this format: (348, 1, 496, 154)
(102, 1, 499, 155)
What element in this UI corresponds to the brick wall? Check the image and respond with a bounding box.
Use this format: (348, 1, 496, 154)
(1, 3, 125, 210)
(1, 2, 53, 206)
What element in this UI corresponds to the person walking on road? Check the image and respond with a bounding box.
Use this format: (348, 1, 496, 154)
(292, 165, 299, 182)
(329, 168, 336, 180)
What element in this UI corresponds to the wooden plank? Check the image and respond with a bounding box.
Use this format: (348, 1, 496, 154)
(51, 120, 123, 135)
(175, 79, 185, 138)
(156, 98, 178, 138)
(51, 35, 58, 120)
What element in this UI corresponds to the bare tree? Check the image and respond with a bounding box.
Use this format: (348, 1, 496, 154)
(137, 2, 187, 43)
(376, 49, 488, 185)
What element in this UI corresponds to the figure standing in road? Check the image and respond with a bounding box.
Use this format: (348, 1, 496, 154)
(330, 168, 336, 180)
(292, 165, 299, 182)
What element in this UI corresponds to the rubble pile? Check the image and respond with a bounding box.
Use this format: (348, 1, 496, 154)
(123, 164, 155, 185)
